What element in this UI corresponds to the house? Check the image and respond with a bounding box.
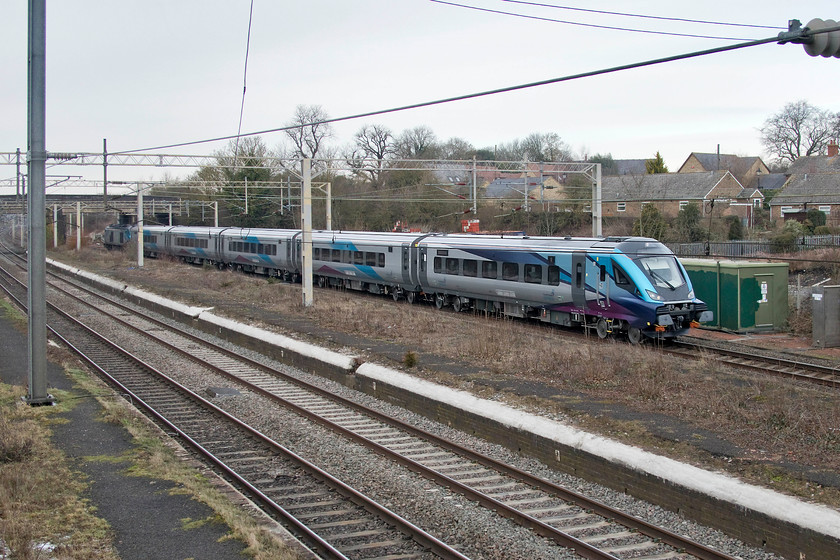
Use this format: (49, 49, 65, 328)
(768, 141, 840, 224)
(484, 176, 563, 199)
(678, 152, 770, 190)
(597, 171, 762, 224)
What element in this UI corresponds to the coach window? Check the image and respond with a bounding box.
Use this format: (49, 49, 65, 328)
(342, 251, 351, 264)
(353, 251, 364, 265)
(463, 259, 477, 277)
(445, 258, 459, 275)
(378, 253, 385, 267)
(548, 265, 560, 286)
(502, 262, 518, 282)
(433, 257, 443, 273)
(481, 261, 497, 279)
(365, 252, 377, 266)
(524, 264, 542, 284)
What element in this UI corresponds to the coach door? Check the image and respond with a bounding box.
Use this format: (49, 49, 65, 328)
(401, 244, 414, 288)
(572, 251, 587, 310)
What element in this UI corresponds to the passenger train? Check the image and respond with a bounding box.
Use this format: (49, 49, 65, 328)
(103, 224, 712, 342)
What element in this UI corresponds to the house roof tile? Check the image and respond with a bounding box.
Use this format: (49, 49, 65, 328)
(602, 171, 737, 201)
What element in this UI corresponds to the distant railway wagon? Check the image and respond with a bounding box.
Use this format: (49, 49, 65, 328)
(104, 224, 712, 341)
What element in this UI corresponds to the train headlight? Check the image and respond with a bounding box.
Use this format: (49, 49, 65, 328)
(688, 289, 695, 300)
(646, 289, 663, 301)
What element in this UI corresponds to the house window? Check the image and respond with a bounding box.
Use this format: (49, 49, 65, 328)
(679, 201, 689, 210)
(617, 202, 626, 212)
(819, 205, 831, 215)
(753, 199, 762, 208)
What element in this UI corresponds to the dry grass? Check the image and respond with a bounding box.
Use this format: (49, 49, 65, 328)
(56, 246, 840, 506)
(0, 384, 119, 560)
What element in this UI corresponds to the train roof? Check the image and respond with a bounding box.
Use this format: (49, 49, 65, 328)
(133, 226, 673, 256)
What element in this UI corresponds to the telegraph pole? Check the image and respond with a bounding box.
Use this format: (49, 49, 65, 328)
(26, 0, 53, 405)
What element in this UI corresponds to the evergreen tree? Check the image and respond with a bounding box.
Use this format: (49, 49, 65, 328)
(645, 152, 669, 174)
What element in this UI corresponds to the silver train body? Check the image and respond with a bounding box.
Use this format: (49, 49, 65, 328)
(109, 224, 712, 340)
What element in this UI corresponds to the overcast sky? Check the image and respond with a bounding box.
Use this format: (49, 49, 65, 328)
(2, 0, 839, 188)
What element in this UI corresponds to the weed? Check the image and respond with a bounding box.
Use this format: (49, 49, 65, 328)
(403, 351, 418, 368)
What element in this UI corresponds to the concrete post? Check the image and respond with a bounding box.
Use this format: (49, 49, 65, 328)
(301, 159, 313, 307)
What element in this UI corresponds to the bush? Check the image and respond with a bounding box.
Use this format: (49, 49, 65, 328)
(770, 230, 798, 253)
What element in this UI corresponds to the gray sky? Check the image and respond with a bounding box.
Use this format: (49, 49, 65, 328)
(2, 0, 839, 188)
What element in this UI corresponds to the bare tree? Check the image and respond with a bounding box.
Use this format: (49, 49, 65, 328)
(521, 132, 572, 162)
(284, 104, 333, 159)
(439, 137, 476, 160)
(760, 100, 836, 164)
(345, 124, 396, 185)
(396, 125, 439, 159)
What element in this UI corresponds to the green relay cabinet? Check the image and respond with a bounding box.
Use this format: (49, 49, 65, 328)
(680, 259, 789, 333)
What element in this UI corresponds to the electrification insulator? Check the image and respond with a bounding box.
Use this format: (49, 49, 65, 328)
(803, 18, 840, 57)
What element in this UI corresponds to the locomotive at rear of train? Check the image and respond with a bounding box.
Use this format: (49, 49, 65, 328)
(105, 224, 712, 340)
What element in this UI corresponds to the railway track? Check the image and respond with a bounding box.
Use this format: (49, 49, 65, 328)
(0, 248, 748, 560)
(672, 337, 840, 387)
(0, 251, 466, 560)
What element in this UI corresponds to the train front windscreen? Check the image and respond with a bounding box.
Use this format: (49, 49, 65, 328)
(632, 254, 690, 301)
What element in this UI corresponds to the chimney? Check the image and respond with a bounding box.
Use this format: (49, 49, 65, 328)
(829, 139, 839, 158)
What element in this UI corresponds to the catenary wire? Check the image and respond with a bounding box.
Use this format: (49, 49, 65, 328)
(233, 0, 256, 167)
(498, 0, 783, 30)
(118, 32, 786, 155)
(428, 0, 755, 41)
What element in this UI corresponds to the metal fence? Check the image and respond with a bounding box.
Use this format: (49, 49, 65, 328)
(670, 235, 840, 258)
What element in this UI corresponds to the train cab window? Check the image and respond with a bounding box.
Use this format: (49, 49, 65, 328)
(547, 265, 560, 286)
(614, 266, 632, 287)
(575, 263, 583, 288)
(599, 264, 607, 283)
(433, 257, 443, 273)
(524, 264, 542, 284)
(463, 259, 477, 277)
(502, 262, 519, 282)
(445, 258, 459, 275)
(332, 249, 342, 262)
(481, 261, 497, 279)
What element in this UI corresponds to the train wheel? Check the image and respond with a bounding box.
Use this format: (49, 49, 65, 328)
(406, 291, 418, 304)
(435, 293, 447, 309)
(627, 327, 643, 345)
(392, 287, 403, 302)
(452, 297, 463, 313)
(596, 318, 610, 339)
